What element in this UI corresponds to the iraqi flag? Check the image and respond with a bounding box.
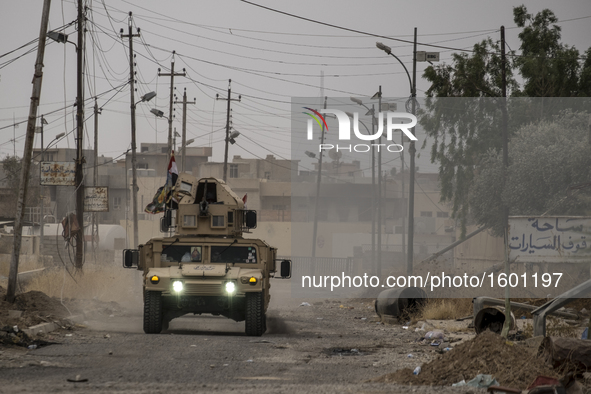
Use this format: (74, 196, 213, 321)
(167, 150, 179, 188)
(144, 150, 179, 214)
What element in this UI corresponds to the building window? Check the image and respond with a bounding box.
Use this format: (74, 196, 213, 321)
(420, 211, 432, 217)
(161, 147, 167, 153)
(141, 147, 149, 152)
(264, 171, 271, 180)
(229, 164, 238, 178)
(437, 211, 449, 218)
(273, 205, 286, 211)
(138, 163, 148, 169)
(113, 197, 122, 210)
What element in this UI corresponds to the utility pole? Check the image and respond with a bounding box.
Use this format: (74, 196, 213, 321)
(174, 88, 195, 172)
(74, 0, 85, 269)
(7, 0, 51, 303)
(371, 104, 376, 272)
(39, 115, 46, 247)
(216, 79, 241, 182)
(400, 126, 406, 269)
(407, 27, 417, 275)
(377, 86, 382, 277)
(499, 25, 512, 338)
(311, 96, 328, 272)
(12, 114, 16, 156)
(122, 12, 141, 249)
(158, 52, 185, 167)
(92, 98, 101, 253)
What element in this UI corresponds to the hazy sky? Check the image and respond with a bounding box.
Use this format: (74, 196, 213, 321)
(1, 0, 590, 175)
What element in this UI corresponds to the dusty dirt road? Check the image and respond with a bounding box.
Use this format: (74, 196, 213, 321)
(0, 278, 480, 393)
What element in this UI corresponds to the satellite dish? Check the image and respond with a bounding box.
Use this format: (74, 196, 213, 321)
(328, 149, 342, 161)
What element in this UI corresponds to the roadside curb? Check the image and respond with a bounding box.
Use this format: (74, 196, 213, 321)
(22, 309, 101, 337)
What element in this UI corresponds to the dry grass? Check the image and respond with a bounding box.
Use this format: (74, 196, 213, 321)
(417, 298, 473, 320)
(21, 265, 143, 303)
(0, 256, 44, 277)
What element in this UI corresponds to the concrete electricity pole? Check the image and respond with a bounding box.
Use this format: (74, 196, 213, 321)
(158, 53, 185, 167)
(407, 27, 418, 275)
(499, 25, 512, 338)
(39, 115, 47, 246)
(216, 79, 241, 182)
(6, 0, 51, 303)
(174, 88, 195, 172)
(74, 0, 86, 269)
(122, 12, 141, 248)
(92, 98, 101, 253)
(311, 96, 328, 271)
(377, 87, 382, 277)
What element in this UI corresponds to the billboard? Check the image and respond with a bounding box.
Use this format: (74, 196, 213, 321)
(84, 186, 109, 212)
(40, 162, 76, 186)
(508, 216, 591, 263)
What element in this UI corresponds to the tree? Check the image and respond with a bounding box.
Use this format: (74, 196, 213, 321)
(470, 111, 591, 236)
(421, 6, 591, 234)
(420, 38, 517, 234)
(513, 6, 582, 97)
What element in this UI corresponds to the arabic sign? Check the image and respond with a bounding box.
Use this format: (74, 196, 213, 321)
(84, 186, 109, 212)
(508, 216, 591, 263)
(40, 162, 76, 186)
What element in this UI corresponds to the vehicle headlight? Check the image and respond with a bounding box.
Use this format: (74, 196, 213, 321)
(172, 280, 183, 293)
(225, 281, 236, 294)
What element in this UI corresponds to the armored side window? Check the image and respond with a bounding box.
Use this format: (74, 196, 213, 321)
(183, 215, 196, 227)
(212, 215, 225, 228)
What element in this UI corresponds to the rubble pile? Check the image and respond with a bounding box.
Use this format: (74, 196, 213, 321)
(0, 285, 73, 328)
(377, 330, 559, 390)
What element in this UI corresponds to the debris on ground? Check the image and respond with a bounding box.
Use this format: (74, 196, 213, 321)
(539, 336, 591, 373)
(0, 325, 58, 348)
(0, 285, 76, 328)
(0, 285, 124, 344)
(375, 330, 560, 390)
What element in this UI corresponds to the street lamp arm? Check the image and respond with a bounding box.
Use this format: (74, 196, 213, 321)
(388, 53, 413, 95)
(376, 42, 413, 94)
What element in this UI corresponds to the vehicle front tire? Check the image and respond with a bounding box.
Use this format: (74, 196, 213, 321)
(144, 291, 163, 334)
(245, 292, 266, 336)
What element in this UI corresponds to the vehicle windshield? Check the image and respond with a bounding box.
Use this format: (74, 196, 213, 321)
(160, 245, 202, 263)
(211, 246, 257, 264)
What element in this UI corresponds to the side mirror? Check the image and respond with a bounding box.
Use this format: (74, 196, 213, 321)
(245, 210, 257, 229)
(280, 259, 291, 279)
(123, 249, 139, 268)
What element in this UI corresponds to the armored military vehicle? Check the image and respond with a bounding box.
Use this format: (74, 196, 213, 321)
(123, 174, 290, 336)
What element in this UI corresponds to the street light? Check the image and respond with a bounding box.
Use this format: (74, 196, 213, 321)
(376, 33, 417, 275)
(140, 91, 156, 102)
(48, 25, 85, 268)
(150, 108, 165, 118)
(228, 130, 240, 145)
(130, 91, 156, 248)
